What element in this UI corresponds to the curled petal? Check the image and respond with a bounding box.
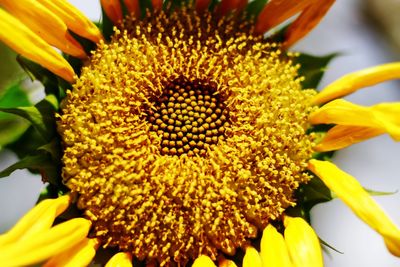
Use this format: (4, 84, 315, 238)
(260, 224, 292, 267)
(255, 0, 313, 34)
(192, 255, 216, 267)
(105, 252, 133, 267)
(39, 0, 103, 43)
(283, 216, 323, 267)
(310, 99, 400, 141)
(44, 238, 99, 267)
(314, 125, 384, 151)
(308, 159, 400, 256)
(101, 0, 123, 25)
(0, 218, 92, 266)
(243, 247, 262, 267)
(0, 195, 70, 247)
(283, 0, 335, 48)
(0, 9, 75, 82)
(0, 0, 86, 58)
(313, 62, 400, 105)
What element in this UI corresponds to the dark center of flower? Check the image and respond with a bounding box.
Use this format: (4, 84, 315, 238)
(147, 77, 229, 157)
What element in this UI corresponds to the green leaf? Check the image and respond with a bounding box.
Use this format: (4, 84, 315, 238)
(246, 0, 268, 19)
(5, 125, 48, 159)
(0, 94, 59, 142)
(295, 53, 338, 89)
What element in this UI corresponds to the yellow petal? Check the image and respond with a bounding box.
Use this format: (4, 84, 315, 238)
(255, 0, 312, 34)
(0, 9, 75, 82)
(105, 252, 133, 267)
(0, 218, 92, 266)
(39, 0, 103, 43)
(312, 62, 400, 105)
(308, 159, 400, 256)
(101, 0, 123, 25)
(0, 195, 70, 247)
(218, 258, 238, 267)
(192, 255, 216, 267)
(0, 0, 86, 58)
(310, 99, 400, 141)
(314, 125, 384, 151)
(283, 0, 335, 48)
(283, 216, 323, 267)
(123, 0, 140, 16)
(243, 247, 262, 267)
(44, 238, 99, 267)
(260, 224, 292, 267)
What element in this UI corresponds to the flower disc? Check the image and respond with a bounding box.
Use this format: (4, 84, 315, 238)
(58, 8, 317, 266)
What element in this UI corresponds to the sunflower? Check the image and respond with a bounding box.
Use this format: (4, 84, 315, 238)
(0, 0, 400, 266)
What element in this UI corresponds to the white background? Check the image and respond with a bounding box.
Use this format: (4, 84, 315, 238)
(0, 1, 399, 266)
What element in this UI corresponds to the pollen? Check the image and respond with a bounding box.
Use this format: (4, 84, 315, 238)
(57, 7, 317, 267)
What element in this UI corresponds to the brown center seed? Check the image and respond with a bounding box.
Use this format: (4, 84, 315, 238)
(147, 77, 229, 156)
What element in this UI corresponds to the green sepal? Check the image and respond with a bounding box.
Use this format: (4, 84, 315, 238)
(5, 125, 48, 159)
(0, 94, 59, 142)
(295, 53, 338, 89)
(163, 0, 189, 10)
(320, 238, 343, 255)
(208, 0, 220, 11)
(0, 83, 31, 149)
(139, 0, 153, 17)
(245, 0, 268, 19)
(100, 6, 115, 41)
(0, 149, 60, 186)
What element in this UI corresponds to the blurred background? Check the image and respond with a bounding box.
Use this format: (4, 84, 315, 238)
(0, 0, 399, 266)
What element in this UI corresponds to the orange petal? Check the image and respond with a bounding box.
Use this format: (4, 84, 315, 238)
(255, 0, 313, 34)
(43, 238, 99, 267)
(105, 252, 133, 267)
(283, 0, 335, 48)
(0, 0, 86, 58)
(310, 99, 400, 141)
(101, 0, 124, 25)
(314, 125, 384, 151)
(123, 0, 140, 16)
(217, 0, 248, 15)
(152, 0, 163, 10)
(196, 0, 212, 11)
(313, 62, 400, 105)
(0, 9, 75, 82)
(308, 160, 400, 256)
(39, 0, 103, 43)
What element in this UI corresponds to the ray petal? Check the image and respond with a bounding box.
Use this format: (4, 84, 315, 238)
(43, 238, 99, 267)
(0, 9, 75, 82)
(283, 0, 335, 48)
(219, 258, 238, 267)
(217, 0, 248, 15)
(0, 218, 92, 266)
(260, 224, 292, 267)
(0, 0, 86, 58)
(105, 252, 133, 267)
(314, 125, 384, 151)
(310, 99, 400, 141)
(192, 255, 217, 267)
(101, 0, 123, 25)
(0, 195, 70, 247)
(39, 0, 103, 43)
(243, 247, 262, 267)
(196, 0, 212, 11)
(152, 0, 163, 10)
(312, 62, 400, 105)
(123, 0, 140, 16)
(283, 216, 323, 267)
(255, 0, 314, 34)
(308, 160, 400, 256)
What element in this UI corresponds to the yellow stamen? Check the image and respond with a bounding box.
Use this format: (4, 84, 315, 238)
(0, 218, 91, 266)
(43, 238, 99, 267)
(105, 252, 133, 267)
(314, 125, 384, 151)
(308, 160, 400, 256)
(260, 224, 292, 267)
(39, 0, 103, 43)
(255, 0, 314, 34)
(310, 99, 400, 141)
(243, 247, 262, 267)
(101, 0, 123, 25)
(283, 216, 323, 267)
(0, 9, 75, 82)
(312, 62, 400, 105)
(192, 255, 216, 267)
(283, 0, 335, 48)
(0, 0, 86, 58)
(0, 195, 70, 247)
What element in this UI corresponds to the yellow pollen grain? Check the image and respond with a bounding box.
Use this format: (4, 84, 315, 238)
(58, 7, 317, 267)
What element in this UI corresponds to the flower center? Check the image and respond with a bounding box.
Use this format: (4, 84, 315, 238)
(148, 77, 229, 157)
